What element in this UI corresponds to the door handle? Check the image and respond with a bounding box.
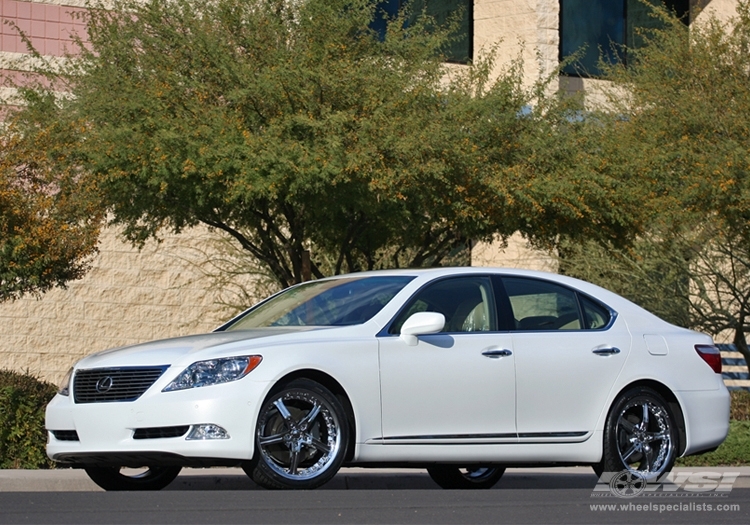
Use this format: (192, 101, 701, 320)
(592, 347, 621, 356)
(482, 349, 513, 358)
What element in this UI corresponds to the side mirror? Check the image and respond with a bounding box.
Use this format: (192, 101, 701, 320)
(399, 312, 445, 346)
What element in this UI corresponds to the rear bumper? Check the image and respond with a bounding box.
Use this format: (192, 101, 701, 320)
(678, 386, 730, 456)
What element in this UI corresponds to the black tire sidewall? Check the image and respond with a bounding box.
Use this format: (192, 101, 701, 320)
(427, 466, 506, 489)
(84, 466, 182, 491)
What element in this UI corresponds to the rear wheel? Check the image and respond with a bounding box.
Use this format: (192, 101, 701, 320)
(596, 387, 678, 482)
(84, 466, 182, 491)
(427, 466, 505, 489)
(245, 379, 349, 490)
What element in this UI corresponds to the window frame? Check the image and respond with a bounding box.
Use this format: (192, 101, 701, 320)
(497, 276, 618, 332)
(559, 0, 689, 78)
(372, 0, 474, 64)
(383, 274, 501, 336)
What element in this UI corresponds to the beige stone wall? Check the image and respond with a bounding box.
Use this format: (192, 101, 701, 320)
(695, 0, 740, 24)
(0, 227, 242, 386)
(472, 233, 556, 271)
(475, 0, 560, 87)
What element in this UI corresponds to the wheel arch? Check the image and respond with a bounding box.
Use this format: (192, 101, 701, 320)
(271, 369, 357, 463)
(607, 379, 687, 456)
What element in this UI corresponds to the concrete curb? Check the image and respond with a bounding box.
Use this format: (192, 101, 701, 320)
(2, 466, 749, 492)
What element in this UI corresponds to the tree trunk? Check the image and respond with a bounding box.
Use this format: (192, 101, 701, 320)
(732, 328, 750, 378)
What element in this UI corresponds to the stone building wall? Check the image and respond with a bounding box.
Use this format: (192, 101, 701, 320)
(0, 227, 237, 385)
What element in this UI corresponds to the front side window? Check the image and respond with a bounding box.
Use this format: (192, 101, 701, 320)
(560, 0, 689, 77)
(225, 276, 414, 329)
(390, 276, 496, 334)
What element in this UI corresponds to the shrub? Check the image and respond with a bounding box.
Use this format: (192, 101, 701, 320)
(730, 390, 750, 421)
(0, 369, 57, 469)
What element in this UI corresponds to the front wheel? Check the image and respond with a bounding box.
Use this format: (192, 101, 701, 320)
(84, 466, 182, 491)
(427, 466, 505, 489)
(597, 387, 678, 482)
(245, 378, 349, 490)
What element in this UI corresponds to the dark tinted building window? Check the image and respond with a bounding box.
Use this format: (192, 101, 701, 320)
(372, 1, 472, 63)
(560, 0, 689, 77)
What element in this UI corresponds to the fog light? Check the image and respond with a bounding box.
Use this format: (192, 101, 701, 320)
(186, 424, 230, 440)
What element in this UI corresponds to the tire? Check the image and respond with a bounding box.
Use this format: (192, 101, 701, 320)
(245, 378, 349, 490)
(427, 466, 505, 489)
(597, 387, 678, 482)
(84, 466, 182, 491)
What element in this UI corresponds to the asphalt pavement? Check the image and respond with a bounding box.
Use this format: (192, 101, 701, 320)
(1, 465, 750, 491)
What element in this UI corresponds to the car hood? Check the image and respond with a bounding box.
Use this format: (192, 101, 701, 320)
(74, 327, 322, 369)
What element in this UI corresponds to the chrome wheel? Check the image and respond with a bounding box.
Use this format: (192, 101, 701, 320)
(247, 379, 348, 489)
(599, 387, 677, 482)
(616, 399, 674, 477)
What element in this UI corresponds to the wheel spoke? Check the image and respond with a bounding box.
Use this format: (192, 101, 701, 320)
(641, 404, 650, 428)
(289, 450, 301, 475)
(273, 399, 294, 423)
(258, 433, 286, 446)
(310, 436, 331, 453)
(643, 447, 652, 471)
(621, 444, 639, 462)
(644, 431, 668, 443)
(618, 417, 636, 433)
(299, 403, 321, 429)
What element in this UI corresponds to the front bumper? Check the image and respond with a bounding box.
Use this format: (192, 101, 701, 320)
(46, 376, 269, 466)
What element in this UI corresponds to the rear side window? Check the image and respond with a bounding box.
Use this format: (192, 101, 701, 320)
(503, 278, 582, 331)
(501, 277, 613, 331)
(579, 295, 612, 329)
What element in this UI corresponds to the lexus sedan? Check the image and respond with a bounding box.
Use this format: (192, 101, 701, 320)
(46, 268, 729, 490)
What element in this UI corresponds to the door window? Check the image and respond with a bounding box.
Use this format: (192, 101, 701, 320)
(390, 277, 497, 334)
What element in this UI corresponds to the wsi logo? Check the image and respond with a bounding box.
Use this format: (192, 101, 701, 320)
(592, 470, 741, 499)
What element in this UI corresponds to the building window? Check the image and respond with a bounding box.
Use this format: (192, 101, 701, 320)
(560, 0, 689, 77)
(372, 1, 473, 63)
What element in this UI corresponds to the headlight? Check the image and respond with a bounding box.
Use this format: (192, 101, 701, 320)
(163, 356, 262, 392)
(59, 367, 73, 396)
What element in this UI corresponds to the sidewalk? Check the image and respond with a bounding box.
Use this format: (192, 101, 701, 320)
(2, 466, 749, 492)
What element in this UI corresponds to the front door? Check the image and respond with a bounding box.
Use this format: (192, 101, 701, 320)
(378, 276, 517, 443)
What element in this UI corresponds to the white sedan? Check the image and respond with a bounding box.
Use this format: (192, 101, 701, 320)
(46, 268, 729, 490)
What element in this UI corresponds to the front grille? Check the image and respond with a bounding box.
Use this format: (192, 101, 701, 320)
(133, 426, 190, 440)
(73, 366, 169, 403)
(51, 430, 80, 441)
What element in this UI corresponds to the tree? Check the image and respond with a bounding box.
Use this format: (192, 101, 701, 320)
(560, 1, 750, 374)
(11, 0, 647, 290)
(0, 97, 102, 302)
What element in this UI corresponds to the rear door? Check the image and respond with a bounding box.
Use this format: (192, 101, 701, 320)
(499, 277, 631, 439)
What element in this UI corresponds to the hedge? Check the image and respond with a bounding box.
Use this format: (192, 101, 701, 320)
(0, 369, 57, 469)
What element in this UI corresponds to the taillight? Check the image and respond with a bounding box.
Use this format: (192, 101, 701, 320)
(695, 344, 722, 374)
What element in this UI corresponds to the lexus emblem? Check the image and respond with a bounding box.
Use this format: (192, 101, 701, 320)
(95, 376, 114, 394)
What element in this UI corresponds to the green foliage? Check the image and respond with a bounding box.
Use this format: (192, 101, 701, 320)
(8, 0, 645, 289)
(676, 420, 750, 467)
(0, 102, 103, 302)
(597, 1, 750, 239)
(731, 390, 750, 422)
(558, 1, 750, 375)
(0, 370, 57, 469)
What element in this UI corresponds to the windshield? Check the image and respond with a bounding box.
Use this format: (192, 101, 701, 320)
(224, 276, 414, 330)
